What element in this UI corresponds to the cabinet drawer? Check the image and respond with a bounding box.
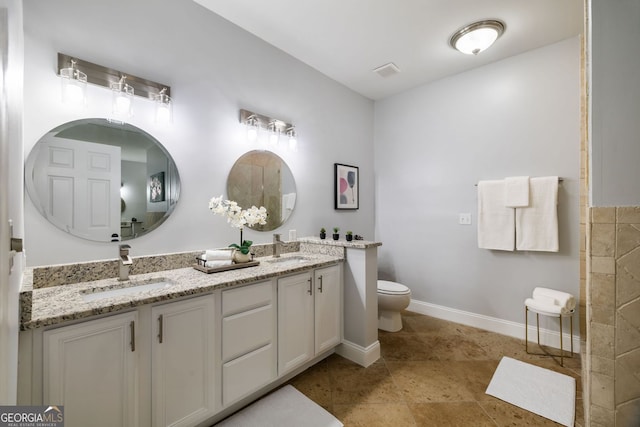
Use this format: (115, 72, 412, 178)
(222, 304, 274, 361)
(222, 343, 275, 406)
(222, 281, 272, 316)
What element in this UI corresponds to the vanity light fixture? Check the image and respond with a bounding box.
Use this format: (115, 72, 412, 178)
(240, 109, 298, 151)
(57, 53, 171, 121)
(154, 88, 173, 123)
(449, 19, 505, 55)
(59, 59, 87, 107)
(111, 76, 134, 118)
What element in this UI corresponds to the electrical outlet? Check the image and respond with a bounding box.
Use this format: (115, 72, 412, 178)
(459, 213, 472, 225)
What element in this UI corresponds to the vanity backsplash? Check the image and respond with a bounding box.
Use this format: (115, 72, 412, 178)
(29, 241, 302, 290)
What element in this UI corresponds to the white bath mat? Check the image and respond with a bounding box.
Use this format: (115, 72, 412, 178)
(215, 385, 343, 427)
(486, 356, 576, 426)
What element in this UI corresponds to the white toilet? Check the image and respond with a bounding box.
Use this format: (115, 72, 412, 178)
(377, 280, 412, 332)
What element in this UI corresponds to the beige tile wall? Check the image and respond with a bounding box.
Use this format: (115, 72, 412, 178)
(588, 207, 640, 426)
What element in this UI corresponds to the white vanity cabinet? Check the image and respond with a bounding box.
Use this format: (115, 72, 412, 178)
(220, 281, 277, 406)
(43, 311, 139, 427)
(22, 259, 344, 427)
(314, 265, 342, 354)
(278, 264, 342, 375)
(151, 295, 216, 427)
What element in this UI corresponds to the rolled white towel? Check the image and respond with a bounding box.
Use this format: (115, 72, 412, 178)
(525, 298, 567, 315)
(532, 294, 557, 307)
(205, 260, 233, 268)
(532, 287, 576, 312)
(203, 249, 234, 261)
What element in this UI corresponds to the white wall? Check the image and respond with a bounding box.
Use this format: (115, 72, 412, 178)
(590, 0, 640, 206)
(22, 0, 374, 266)
(374, 38, 581, 324)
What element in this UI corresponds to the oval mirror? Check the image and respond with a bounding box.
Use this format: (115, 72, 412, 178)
(227, 150, 296, 232)
(25, 118, 180, 242)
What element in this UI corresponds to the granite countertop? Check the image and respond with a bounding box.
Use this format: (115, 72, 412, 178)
(297, 236, 382, 249)
(23, 252, 342, 330)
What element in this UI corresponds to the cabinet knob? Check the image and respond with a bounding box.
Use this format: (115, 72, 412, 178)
(318, 275, 323, 293)
(307, 278, 313, 295)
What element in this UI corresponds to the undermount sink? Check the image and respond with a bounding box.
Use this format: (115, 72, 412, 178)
(265, 255, 311, 266)
(81, 278, 174, 302)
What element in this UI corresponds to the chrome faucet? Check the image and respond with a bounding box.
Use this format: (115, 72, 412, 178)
(119, 244, 133, 281)
(273, 233, 284, 258)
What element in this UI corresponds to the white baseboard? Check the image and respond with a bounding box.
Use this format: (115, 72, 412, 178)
(335, 339, 381, 367)
(408, 299, 581, 353)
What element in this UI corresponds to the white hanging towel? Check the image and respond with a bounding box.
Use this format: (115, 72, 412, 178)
(477, 180, 515, 251)
(515, 176, 559, 252)
(504, 176, 530, 207)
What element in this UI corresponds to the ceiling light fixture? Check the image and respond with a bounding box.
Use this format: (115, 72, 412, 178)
(449, 19, 505, 55)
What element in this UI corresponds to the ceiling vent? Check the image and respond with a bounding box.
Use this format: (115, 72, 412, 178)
(372, 62, 400, 78)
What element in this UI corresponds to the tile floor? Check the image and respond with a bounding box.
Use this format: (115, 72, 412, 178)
(287, 311, 584, 426)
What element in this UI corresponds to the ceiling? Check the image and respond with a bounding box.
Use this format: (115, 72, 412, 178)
(193, 0, 584, 101)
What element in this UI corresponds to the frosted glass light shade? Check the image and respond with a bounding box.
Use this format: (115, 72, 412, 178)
(247, 125, 258, 141)
(450, 20, 505, 55)
(155, 103, 172, 123)
(269, 131, 280, 146)
(155, 89, 173, 124)
(111, 81, 134, 118)
(245, 115, 260, 141)
(288, 135, 298, 152)
(60, 66, 87, 106)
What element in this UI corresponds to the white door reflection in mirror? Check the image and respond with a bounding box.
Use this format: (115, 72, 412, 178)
(33, 137, 121, 241)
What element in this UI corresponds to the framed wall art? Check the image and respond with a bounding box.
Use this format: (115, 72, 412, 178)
(149, 171, 165, 202)
(334, 163, 359, 210)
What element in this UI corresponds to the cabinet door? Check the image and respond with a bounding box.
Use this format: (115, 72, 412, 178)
(277, 272, 314, 375)
(315, 265, 342, 354)
(151, 295, 215, 427)
(44, 311, 138, 427)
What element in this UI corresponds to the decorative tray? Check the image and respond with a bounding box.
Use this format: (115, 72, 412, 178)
(193, 257, 260, 274)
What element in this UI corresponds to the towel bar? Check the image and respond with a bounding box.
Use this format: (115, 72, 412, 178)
(474, 177, 563, 186)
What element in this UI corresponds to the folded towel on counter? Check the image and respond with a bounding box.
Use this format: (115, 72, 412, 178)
(504, 176, 530, 207)
(477, 180, 515, 251)
(205, 260, 233, 268)
(515, 177, 559, 252)
(533, 287, 575, 311)
(202, 249, 235, 261)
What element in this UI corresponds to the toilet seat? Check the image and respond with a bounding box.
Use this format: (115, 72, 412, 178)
(377, 280, 410, 295)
